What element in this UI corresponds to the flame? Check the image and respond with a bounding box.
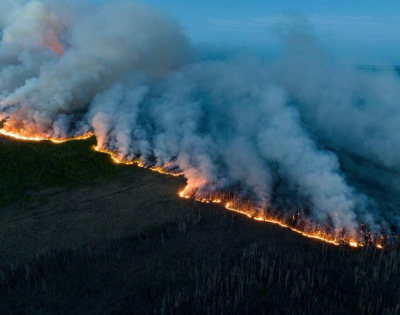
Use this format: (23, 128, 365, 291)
(179, 186, 191, 199)
(177, 185, 390, 248)
(44, 33, 64, 55)
(0, 128, 92, 143)
(349, 241, 359, 248)
(224, 200, 341, 246)
(94, 146, 135, 165)
(94, 145, 183, 176)
(0, 127, 390, 249)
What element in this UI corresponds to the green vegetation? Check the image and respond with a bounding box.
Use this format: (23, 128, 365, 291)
(0, 136, 129, 207)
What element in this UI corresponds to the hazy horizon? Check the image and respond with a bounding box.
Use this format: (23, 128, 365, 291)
(124, 0, 400, 65)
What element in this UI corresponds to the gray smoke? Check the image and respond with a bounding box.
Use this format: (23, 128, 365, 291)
(1, 0, 399, 238)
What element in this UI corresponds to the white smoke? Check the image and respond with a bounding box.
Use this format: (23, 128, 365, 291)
(0, 0, 192, 135)
(1, 0, 399, 237)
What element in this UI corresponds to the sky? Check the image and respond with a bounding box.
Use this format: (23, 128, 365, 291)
(91, 0, 400, 64)
(94, 0, 399, 65)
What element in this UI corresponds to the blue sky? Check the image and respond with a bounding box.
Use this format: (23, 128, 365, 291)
(95, 0, 400, 64)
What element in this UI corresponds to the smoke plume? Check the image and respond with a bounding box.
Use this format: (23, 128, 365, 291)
(1, 0, 400, 240)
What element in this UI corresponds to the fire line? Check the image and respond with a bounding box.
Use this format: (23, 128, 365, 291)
(0, 129, 387, 249)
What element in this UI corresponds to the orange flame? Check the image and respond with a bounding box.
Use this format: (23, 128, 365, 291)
(94, 145, 183, 176)
(0, 128, 92, 143)
(44, 32, 64, 55)
(0, 128, 388, 250)
(178, 186, 386, 249)
(224, 201, 343, 246)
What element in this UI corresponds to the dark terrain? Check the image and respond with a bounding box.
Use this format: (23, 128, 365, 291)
(0, 136, 399, 314)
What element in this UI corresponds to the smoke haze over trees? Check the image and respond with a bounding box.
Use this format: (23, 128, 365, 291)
(1, 0, 400, 238)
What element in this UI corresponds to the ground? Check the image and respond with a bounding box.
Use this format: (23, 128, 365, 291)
(0, 136, 399, 314)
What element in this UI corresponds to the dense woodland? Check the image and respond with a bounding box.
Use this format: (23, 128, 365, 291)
(0, 136, 399, 314)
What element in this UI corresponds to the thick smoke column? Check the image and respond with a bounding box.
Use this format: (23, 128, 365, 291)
(0, 0, 192, 137)
(1, 0, 400, 240)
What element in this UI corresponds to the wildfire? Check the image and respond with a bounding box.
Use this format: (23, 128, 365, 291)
(0, 129, 93, 143)
(224, 200, 342, 246)
(179, 185, 223, 204)
(179, 186, 191, 199)
(44, 32, 65, 55)
(0, 127, 389, 250)
(349, 241, 359, 248)
(94, 146, 135, 165)
(177, 187, 387, 249)
(94, 145, 183, 176)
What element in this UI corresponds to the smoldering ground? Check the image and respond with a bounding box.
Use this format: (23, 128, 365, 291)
(1, 0, 400, 239)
